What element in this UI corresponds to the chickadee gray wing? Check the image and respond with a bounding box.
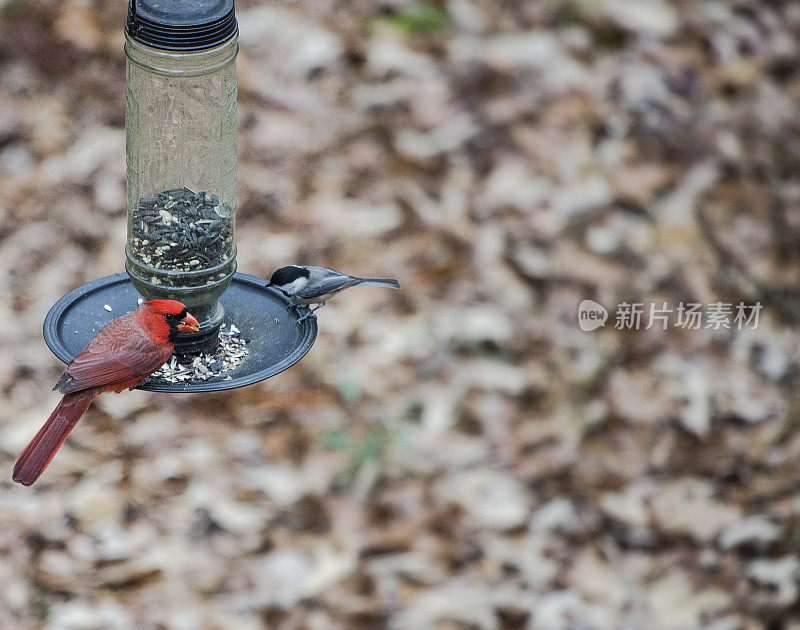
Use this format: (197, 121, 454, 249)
(295, 269, 364, 299)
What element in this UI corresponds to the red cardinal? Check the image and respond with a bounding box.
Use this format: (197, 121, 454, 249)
(13, 299, 199, 486)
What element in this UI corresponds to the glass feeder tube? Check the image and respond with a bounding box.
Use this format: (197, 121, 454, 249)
(124, 0, 238, 350)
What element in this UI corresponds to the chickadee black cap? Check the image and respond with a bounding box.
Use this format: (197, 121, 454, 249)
(266, 266, 310, 286)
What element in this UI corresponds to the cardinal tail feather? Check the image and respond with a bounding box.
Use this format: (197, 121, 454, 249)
(12, 388, 99, 486)
(359, 277, 401, 289)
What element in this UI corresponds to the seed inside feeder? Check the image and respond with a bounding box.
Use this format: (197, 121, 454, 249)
(130, 187, 233, 287)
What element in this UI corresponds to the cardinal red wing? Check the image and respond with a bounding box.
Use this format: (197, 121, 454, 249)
(55, 326, 172, 394)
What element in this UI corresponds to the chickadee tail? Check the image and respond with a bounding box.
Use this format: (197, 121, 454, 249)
(13, 388, 99, 486)
(358, 277, 401, 289)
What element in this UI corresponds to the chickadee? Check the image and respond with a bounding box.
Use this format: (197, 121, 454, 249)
(266, 265, 401, 321)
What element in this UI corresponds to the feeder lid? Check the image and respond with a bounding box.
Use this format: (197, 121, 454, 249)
(43, 273, 317, 393)
(126, 0, 237, 51)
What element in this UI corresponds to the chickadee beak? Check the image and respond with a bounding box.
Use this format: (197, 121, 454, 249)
(177, 312, 200, 332)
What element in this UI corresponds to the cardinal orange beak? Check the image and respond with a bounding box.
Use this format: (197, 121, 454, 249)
(177, 312, 200, 332)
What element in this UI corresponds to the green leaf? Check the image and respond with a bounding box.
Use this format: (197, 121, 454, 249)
(320, 429, 352, 451)
(373, 3, 449, 35)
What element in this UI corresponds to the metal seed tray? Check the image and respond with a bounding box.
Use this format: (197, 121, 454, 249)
(43, 272, 317, 392)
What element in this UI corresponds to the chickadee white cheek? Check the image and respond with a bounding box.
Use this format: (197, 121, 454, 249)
(282, 278, 309, 294)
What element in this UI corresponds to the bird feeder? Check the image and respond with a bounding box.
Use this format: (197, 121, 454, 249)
(124, 0, 239, 350)
(42, 0, 317, 391)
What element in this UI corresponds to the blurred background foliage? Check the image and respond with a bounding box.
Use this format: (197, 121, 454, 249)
(1, 0, 800, 628)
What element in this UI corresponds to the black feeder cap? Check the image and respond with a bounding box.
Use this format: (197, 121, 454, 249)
(126, 0, 237, 51)
(43, 273, 317, 393)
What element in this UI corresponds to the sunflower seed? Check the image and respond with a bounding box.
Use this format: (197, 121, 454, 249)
(151, 326, 250, 383)
(131, 187, 234, 286)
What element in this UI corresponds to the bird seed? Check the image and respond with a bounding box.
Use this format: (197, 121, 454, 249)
(151, 324, 249, 383)
(130, 187, 234, 287)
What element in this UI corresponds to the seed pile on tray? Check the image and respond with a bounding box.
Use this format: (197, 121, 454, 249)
(151, 324, 249, 383)
(131, 187, 233, 284)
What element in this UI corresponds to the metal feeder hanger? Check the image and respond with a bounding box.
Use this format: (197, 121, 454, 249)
(43, 0, 316, 392)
